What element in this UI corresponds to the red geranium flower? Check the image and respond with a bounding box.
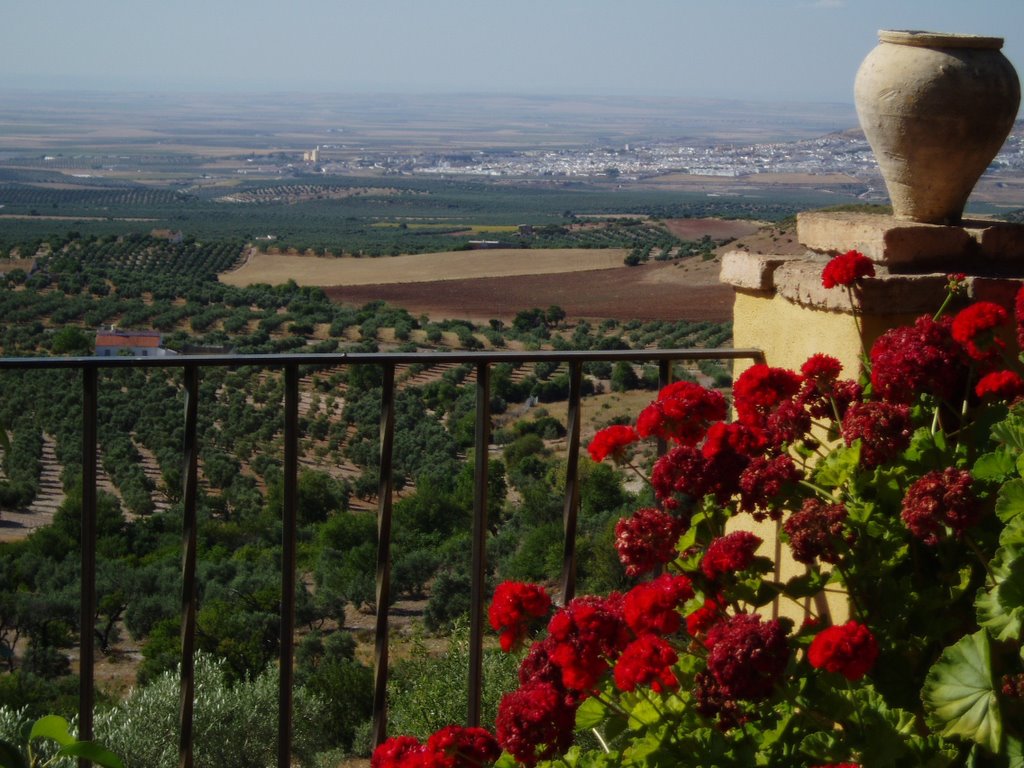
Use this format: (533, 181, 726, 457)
(701, 531, 762, 580)
(952, 301, 1009, 361)
(547, 594, 630, 692)
(821, 250, 875, 289)
(372, 736, 425, 768)
(496, 681, 577, 767)
(732, 364, 803, 437)
(975, 369, 1024, 402)
(705, 614, 790, 701)
(613, 634, 679, 693)
(652, 444, 745, 506)
(901, 467, 983, 545)
(636, 381, 727, 445)
(614, 506, 684, 577)
(686, 596, 725, 637)
(623, 573, 694, 636)
(738, 454, 802, 521)
(783, 498, 852, 565)
(841, 401, 912, 468)
(587, 424, 638, 463)
(870, 315, 968, 405)
(426, 726, 501, 768)
(489, 581, 552, 652)
(808, 621, 879, 681)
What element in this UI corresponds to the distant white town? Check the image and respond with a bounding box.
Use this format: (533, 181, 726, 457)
(309, 126, 1024, 187)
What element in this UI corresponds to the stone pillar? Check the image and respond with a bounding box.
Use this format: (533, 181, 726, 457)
(723, 210, 1024, 378)
(720, 209, 1024, 622)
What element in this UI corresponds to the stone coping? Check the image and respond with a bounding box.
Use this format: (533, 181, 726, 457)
(796, 211, 1024, 268)
(720, 249, 1024, 314)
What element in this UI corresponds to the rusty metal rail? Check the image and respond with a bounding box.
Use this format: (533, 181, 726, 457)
(0, 346, 764, 766)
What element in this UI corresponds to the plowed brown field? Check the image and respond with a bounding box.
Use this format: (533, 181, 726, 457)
(323, 259, 732, 323)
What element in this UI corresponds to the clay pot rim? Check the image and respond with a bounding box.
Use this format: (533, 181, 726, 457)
(878, 29, 1004, 50)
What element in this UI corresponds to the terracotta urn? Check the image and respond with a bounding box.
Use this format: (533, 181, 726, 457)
(854, 30, 1020, 225)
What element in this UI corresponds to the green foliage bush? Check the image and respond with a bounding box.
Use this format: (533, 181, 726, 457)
(96, 653, 330, 768)
(386, 626, 520, 744)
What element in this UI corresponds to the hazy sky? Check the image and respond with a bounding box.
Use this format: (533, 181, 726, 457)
(4, 0, 1024, 104)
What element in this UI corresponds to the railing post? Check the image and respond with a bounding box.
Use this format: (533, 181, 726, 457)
(467, 362, 491, 728)
(278, 364, 299, 768)
(657, 359, 672, 459)
(559, 361, 583, 604)
(372, 363, 397, 746)
(79, 365, 97, 760)
(178, 366, 200, 768)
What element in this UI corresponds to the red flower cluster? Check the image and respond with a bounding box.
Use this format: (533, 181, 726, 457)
(808, 621, 879, 681)
(372, 726, 500, 768)
(614, 634, 679, 693)
(547, 594, 630, 692)
(496, 681, 576, 767)
(870, 316, 967, 405)
(652, 444, 743, 507)
(801, 353, 843, 383)
(587, 424, 638, 463)
(783, 498, 851, 565)
(686, 596, 725, 638)
(636, 380, 727, 445)
(901, 467, 983, 545)
(623, 574, 694, 636)
(733, 364, 803, 432)
(701, 531, 762, 580)
(738, 455, 802, 521)
(614, 506, 684, 576)
(841, 401, 912, 468)
(821, 249, 875, 289)
(975, 370, 1024, 402)
(488, 581, 551, 652)
(705, 614, 791, 701)
(798, 354, 860, 419)
(952, 301, 1009, 361)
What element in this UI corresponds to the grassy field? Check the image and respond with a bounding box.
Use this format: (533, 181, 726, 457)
(220, 247, 629, 287)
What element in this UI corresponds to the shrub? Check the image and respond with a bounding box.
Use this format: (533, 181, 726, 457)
(96, 653, 330, 768)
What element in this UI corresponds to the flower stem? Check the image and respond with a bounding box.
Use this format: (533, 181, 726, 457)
(846, 286, 871, 368)
(964, 533, 997, 588)
(591, 728, 611, 754)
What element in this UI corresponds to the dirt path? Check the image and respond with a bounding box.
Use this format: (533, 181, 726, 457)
(0, 433, 64, 540)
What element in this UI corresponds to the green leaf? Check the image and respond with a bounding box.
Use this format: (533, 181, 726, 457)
(996, 479, 1024, 524)
(814, 444, 861, 489)
(1001, 516, 1024, 549)
(974, 449, 1018, 482)
(976, 547, 1024, 642)
(922, 630, 1002, 754)
(575, 695, 608, 730)
(0, 739, 27, 768)
(798, 731, 842, 762)
(626, 698, 661, 729)
(28, 716, 75, 747)
(57, 742, 125, 768)
(991, 409, 1024, 453)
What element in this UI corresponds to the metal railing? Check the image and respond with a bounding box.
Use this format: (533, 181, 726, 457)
(0, 346, 765, 767)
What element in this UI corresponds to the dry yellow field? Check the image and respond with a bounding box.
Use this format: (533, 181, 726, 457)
(220, 248, 629, 287)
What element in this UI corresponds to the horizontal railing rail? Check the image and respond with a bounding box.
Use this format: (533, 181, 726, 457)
(0, 346, 765, 767)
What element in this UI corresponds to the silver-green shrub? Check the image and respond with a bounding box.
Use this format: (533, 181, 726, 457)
(95, 653, 329, 768)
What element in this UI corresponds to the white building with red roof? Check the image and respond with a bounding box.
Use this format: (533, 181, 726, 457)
(94, 327, 176, 357)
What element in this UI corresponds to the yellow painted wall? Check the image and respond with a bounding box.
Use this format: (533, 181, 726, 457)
(731, 289, 921, 379)
(729, 289, 923, 624)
